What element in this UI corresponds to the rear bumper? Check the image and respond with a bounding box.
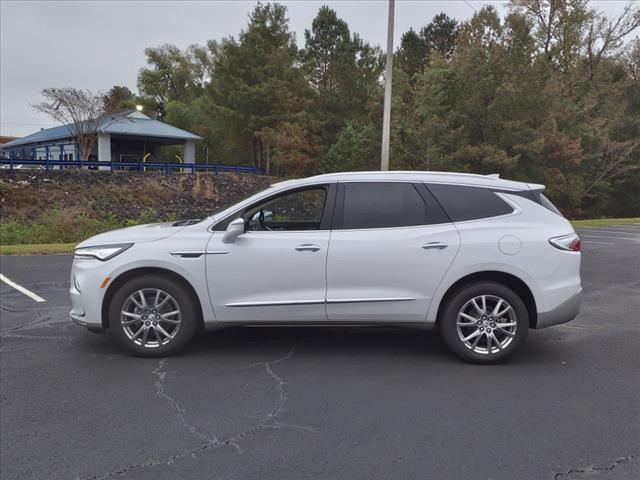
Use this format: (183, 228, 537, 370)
(535, 289, 582, 329)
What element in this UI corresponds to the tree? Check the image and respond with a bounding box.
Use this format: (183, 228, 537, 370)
(103, 85, 135, 113)
(208, 2, 311, 174)
(421, 13, 459, 58)
(303, 6, 351, 98)
(325, 122, 378, 172)
(585, 2, 640, 82)
(137, 43, 213, 117)
(509, 0, 592, 72)
(33, 88, 107, 161)
(302, 6, 384, 147)
(396, 28, 428, 81)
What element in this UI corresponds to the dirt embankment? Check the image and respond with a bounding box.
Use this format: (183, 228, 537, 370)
(0, 170, 275, 223)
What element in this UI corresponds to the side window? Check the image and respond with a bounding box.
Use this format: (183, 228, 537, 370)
(243, 187, 327, 231)
(338, 182, 427, 229)
(427, 184, 513, 222)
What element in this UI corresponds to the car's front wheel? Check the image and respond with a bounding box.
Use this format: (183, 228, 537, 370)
(440, 281, 529, 364)
(108, 275, 199, 357)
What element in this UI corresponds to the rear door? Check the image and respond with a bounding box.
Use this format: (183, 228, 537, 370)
(326, 182, 460, 322)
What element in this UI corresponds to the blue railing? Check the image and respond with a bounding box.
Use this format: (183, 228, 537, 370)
(0, 158, 265, 175)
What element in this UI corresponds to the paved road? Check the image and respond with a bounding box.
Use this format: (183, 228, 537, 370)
(1, 226, 639, 480)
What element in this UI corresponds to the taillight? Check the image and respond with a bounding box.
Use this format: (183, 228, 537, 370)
(549, 234, 581, 252)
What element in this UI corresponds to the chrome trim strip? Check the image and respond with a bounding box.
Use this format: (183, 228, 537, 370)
(170, 251, 229, 258)
(226, 299, 325, 307)
(170, 251, 204, 258)
(326, 297, 416, 304)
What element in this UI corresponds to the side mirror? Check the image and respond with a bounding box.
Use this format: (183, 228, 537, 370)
(222, 218, 245, 244)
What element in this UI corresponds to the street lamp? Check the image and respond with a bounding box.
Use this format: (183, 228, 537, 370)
(381, 0, 395, 171)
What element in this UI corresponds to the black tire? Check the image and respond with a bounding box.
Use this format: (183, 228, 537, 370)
(440, 281, 529, 364)
(108, 274, 200, 357)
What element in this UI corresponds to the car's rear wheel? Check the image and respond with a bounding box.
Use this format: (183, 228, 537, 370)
(108, 275, 199, 357)
(440, 281, 528, 364)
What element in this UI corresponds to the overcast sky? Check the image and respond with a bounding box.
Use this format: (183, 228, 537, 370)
(0, 0, 634, 137)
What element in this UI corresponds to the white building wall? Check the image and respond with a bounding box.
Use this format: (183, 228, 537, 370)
(97, 133, 112, 170)
(183, 140, 196, 165)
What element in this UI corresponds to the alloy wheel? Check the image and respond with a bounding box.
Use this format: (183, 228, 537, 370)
(455, 294, 517, 355)
(120, 288, 181, 348)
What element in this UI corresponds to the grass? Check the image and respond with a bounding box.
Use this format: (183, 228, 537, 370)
(570, 217, 640, 228)
(0, 243, 76, 256)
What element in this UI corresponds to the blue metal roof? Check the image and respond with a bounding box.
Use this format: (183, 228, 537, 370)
(2, 111, 202, 148)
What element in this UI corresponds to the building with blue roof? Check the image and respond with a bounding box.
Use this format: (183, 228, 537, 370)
(0, 110, 202, 167)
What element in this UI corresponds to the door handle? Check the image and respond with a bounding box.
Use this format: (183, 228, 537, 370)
(295, 244, 321, 252)
(422, 242, 448, 250)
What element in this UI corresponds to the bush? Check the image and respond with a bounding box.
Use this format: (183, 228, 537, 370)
(0, 206, 168, 245)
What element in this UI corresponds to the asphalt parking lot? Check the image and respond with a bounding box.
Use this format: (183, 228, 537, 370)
(1, 225, 639, 480)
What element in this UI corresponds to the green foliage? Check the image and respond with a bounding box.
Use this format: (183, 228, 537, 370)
(302, 6, 384, 147)
(0, 206, 173, 245)
(325, 122, 378, 172)
(103, 86, 136, 113)
(421, 13, 459, 58)
(127, 1, 638, 218)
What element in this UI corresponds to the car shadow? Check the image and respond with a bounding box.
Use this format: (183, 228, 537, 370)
(78, 324, 558, 365)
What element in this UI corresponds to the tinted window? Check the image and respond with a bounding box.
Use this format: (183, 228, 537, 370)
(244, 187, 327, 231)
(339, 183, 427, 229)
(427, 184, 513, 222)
(534, 191, 563, 216)
(416, 184, 451, 225)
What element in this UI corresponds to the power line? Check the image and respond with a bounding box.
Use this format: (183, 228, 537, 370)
(462, 0, 477, 12)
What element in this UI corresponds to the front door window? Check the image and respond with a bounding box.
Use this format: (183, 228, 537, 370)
(244, 187, 327, 231)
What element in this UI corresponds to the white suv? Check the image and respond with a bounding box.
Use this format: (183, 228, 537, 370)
(70, 171, 582, 363)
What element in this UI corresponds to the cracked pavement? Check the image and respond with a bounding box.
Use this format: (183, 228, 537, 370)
(1, 230, 639, 480)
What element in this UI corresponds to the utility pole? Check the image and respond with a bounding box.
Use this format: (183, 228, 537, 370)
(380, 0, 395, 171)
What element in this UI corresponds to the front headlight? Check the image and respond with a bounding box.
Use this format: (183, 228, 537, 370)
(74, 243, 133, 261)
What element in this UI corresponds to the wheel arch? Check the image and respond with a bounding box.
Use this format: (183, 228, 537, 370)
(101, 267, 204, 330)
(435, 271, 538, 328)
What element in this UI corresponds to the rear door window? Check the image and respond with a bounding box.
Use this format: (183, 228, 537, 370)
(427, 184, 513, 222)
(337, 182, 428, 229)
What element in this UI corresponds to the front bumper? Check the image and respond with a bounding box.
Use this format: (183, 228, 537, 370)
(535, 289, 582, 329)
(69, 257, 112, 332)
(70, 312, 105, 333)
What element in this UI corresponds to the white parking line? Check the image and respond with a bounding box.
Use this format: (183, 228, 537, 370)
(0, 274, 46, 302)
(581, 234, 640, 241)
(577, 229, 640, 236)
(606, 225, 640, 231)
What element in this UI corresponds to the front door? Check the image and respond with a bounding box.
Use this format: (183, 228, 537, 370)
(326, 182, 460, 322)
(205, 184, 335, 322)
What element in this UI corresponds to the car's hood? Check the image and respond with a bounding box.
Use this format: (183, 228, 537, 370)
(76, 222, 186, 248)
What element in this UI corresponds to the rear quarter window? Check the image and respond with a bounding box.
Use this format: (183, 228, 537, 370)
(535, 191, 563, 216)
(427, 184, 514, 222)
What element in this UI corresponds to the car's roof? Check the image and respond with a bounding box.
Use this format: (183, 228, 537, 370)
(272, 171, 543, 191)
